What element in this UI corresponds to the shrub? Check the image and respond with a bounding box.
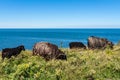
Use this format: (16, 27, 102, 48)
(0, 47, 120, 80)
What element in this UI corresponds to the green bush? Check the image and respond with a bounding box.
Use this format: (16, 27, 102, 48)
(0, 47, 120, 80)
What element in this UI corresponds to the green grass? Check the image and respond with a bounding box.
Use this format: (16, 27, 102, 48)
(0, 46, 120, 80)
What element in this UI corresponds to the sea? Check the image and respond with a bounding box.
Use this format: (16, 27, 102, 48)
(0, 29, 120, 50)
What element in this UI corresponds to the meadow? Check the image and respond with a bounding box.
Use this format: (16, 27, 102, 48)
(0, 45, 120, 80)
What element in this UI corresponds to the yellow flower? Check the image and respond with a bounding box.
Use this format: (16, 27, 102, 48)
(90, 69, 96, 74)
(34, 72, 40, 78)
(55, 69, 61, 75)
(24, 63, 29, 69)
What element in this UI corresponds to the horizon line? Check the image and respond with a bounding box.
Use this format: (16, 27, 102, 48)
(0, 25, 120, 29)
(0, 28, 120, 29)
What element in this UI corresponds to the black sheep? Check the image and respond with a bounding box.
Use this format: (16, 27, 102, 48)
(69, 42, 86, 49)
(2, 45, 25, 60)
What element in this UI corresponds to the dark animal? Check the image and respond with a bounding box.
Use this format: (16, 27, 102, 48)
(2, 45, 25, 59)
(69, 42, 86, 49)
(33, 42, 67, 61)
(88, 36, 114, 49)
(86, 75, 94, 80)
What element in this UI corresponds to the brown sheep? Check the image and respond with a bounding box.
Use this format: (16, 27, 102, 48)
(33, 42, 67, 61)
(88, 36, 114, 49)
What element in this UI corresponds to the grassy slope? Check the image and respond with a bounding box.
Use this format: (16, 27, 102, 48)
(0, 46, 120, 80)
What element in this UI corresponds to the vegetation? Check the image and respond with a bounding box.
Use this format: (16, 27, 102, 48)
(0, 46, 120, 80)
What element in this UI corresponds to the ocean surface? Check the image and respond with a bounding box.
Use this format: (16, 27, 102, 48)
(0, 29, 120, 50)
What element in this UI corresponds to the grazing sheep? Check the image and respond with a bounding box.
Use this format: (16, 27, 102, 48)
(88, 36, 114, 49)
(69, 42, 86, 49)
(2, 45, 25, 59)
(33, 42, 67, 61)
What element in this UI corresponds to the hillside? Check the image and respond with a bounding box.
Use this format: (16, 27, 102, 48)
(0, 46, 120, 80)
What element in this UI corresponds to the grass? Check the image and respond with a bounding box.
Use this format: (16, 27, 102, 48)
(0, 46, 120, 80)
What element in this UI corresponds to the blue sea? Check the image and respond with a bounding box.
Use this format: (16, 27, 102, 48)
(0, 29, 120, 50)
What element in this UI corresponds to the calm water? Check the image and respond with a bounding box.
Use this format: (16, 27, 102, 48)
(0, 29, 120, 50)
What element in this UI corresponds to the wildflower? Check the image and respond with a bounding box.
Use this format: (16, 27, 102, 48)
(89, 69, 96, 74)
(55, 69, 61, 76)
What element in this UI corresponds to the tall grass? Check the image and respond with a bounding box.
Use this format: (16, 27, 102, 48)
(0, 46, 120, 80)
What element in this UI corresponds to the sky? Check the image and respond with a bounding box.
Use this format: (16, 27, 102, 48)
(0, 0, 120, 28)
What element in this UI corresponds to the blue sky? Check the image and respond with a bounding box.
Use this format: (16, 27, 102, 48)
(0, 0, 120, 28)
